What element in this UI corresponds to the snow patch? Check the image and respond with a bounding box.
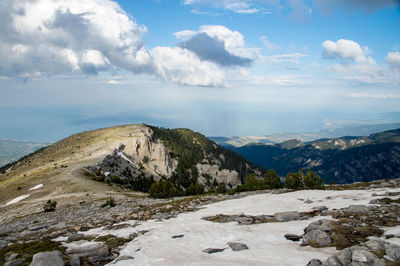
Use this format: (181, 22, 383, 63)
(6, 194, 30, 205)
(117, 151, 134, 165)
(29, 184, 43, 190)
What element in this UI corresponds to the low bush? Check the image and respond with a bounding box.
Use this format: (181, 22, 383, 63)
(285, 168, 324, 190)
(101, 197, 116, 208)
(149, 180, 180, 198)
(186, 183, 204, 195)
(43, 199, 57, 212)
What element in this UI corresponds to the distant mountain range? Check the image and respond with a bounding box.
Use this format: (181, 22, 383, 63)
(210, 122, 400, 147)
(230, 128, 400, 184)
(0, 139, 49, 167)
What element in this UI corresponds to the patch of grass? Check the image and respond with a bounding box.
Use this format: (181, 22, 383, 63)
(95, 235, 129, 249)
(100, 197, 116, 208)
(0, 240, 66, 266)
(66, 235, 96, 243)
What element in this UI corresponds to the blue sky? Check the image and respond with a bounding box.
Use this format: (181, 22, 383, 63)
(0, 0, 399, 142)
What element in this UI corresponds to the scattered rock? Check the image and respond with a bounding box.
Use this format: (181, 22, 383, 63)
(4, 259, 25, 266)
(237, 216, 253, 225)
(69, 256, 81, 266)
(369, 199, 381, 204)
(385, 243, 400, 261)
(274, 211, 300, 222)
(30, 251, 64, 266)
(344, 205, 370, 213)
(307, 259, 322, 266)
(321, 256, 342, 266)
(112, 255, 134, 263)
(5, 253, 19, 262)
(302, 230, 331, 246)
(305, 219, 332, 233)
(304, 199, 313, 204)
(227, 242, 248, 251)
(284, 233, 301, 242)
(202, 248, 226, 254)
(30, 225, 47, 231)
(171, 234, 184, 239)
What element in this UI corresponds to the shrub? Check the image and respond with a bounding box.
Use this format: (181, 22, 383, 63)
(149, 180, 179, 198)
(101, 197, 116, 208)
(216, 183, 227, 193)
(43, 199, 57, 212)
(186, 183, 204, 195)
(285, 169, 324, 190)
(264, 169, 282, 188)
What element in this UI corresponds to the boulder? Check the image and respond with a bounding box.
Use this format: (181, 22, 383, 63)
(385, 243, 400, 262)
(113, 255, 134, 263)
(274, 211, 300, 222)
(30, 251, 64, 266)
(321, 256, 342, 266)
(302, 230, 331, 246)
(344, 205, 370, 213)
(227, 242, 248, 251)
(305, 219, 332, 233)
(237, 217, 253, 225)
(365, 239, 386, 251)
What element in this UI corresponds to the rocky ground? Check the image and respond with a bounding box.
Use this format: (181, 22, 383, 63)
(1, 179, 400, 266)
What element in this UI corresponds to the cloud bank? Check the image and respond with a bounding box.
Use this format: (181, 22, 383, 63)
(0, 0, 255, 87)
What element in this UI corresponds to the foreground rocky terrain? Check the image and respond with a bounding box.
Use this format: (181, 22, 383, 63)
(1, 178, 400, 265)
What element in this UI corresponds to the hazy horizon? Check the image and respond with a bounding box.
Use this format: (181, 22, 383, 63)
(0, 0, 399, 141)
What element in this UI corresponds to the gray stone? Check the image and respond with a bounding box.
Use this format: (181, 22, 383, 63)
(384, 243, 400, 261)
(274, 211, 300, 222)
(5, 259, 25, 266)
(69, 256, 81, 266)
(30, 225, 47, 231)
(171, 234, 184, 239)
(365, 239, 385, 251)
(322, 256, 342, 266)
(202, 248, 226, 254)
(30, 251, 64, 266)
(227, 242, 248, 251)
(66, 240, 109, 257)
(113, 255, 134, 263)
(344, 205, 370, 213)
(305, 219, 332, 233)
(336, 248, 352, 265)
(307, 259, 322, 266)
(5, 253, 19, 262)
(305, 199, 313, 204)
(369, 199, 381, 204)
(0, 240, 10, 250)
(284, 233, 301, 241)
(67, 234, 84, 242)
(237, 217, 253, 225)
(302, 230, 331, 246)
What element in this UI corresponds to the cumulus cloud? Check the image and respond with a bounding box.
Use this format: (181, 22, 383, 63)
(386, 51, 400, 71)
(1, 0, 253, 87)
(150, 47, 225, 87)
(0, 0, 151, 78)
(176, 25, 256, 67)
(322, 39, 373, 64)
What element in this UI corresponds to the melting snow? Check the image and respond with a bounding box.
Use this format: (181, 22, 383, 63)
(117, 152, 134, 165)
(6, 194, 30, 205)
(29, 184, 43, 190)
(75, 188, 400, 266)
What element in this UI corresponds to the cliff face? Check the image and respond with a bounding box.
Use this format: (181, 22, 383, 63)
(83, 125, 260, 190)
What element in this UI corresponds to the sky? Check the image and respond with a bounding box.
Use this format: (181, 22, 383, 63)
(0, 0, 399, 142)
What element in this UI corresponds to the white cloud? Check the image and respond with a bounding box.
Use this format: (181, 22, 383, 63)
(175, 25, 258, 67)
(150, 47, 226, 87)
(349, 93, 400, 99)
(0, 0, 239, 87)
(386, 51, 400, 71)
(260, 36, 281, 50)
(183, 0, 279, 14)
(265, 53, 308, 64)
(322, 39, 373, 63)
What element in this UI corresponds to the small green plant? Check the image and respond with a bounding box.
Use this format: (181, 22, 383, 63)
(101, 197, 116, 208)
(216, 183, 227, 193)
(142, 156, 150, 164)
(43, 199, 57, 212)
